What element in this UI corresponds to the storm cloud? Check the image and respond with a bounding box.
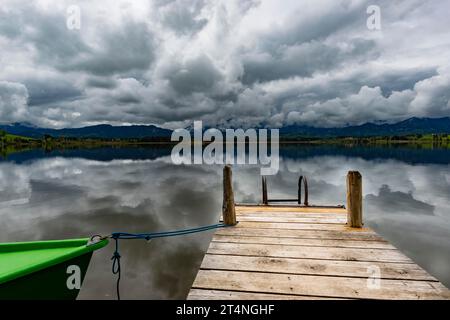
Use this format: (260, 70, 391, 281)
(0, 0, 449, 128)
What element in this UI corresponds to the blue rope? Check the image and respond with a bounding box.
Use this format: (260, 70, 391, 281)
(111, 222, 229, 240)
(109, 222, 233, 300)
(111, 237, 121, 300)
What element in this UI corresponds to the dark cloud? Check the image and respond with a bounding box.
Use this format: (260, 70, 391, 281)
(261, 1, 368, 50)
(157, 0, 208, 35)
(163, 54, 223, 95)
(64, 21, 156, 76)
(18, 5, 92, 66)
(24, 78, 83, 106)
(117, 94, 142, 104)
(0, 81, 29, 123)
(358, 68, 438, 97)
(0, 0, 449, 128)
(0, 4, 155, 77)
(86, 77, 118, 89)
(242, 38, 377, 84)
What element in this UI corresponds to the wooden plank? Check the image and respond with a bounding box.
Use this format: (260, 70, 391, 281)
(201, 254, 437, 281)
(190, 205, 449, 299)
(235, 205, 346, 213)
(236, 215, 346, 224)
(187, 289, 344, 300)
(211, 234, 395, 250)
(216, 227, 385, 241)
(192, 270, 450, 300)
(237, 211, 346, 219)
(206, 242, 414, 263)
(235, 221, 368, 231)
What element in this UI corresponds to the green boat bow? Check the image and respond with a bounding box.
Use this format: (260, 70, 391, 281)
(0, 237, 109, 300)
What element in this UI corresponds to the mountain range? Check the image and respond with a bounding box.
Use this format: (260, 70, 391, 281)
(278, 117, 450, 138)
(1, 117, 450, 139)
(0, 123, 172, 139)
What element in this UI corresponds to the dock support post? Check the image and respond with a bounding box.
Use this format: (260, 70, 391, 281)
(223, 165, 237, 225)
(347, 171, 363, 228)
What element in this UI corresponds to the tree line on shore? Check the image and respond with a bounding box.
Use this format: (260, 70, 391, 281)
(1, 128, 450, 156)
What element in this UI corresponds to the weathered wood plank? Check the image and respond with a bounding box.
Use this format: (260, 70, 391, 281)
(207, 242, 414, 263)
(211, 234, 395, 250)
(235, 206, 346, 214)
(189, 204, 450, 300)
(237, 211, 346, 219)
(201, 254, 437, 281)
(235, 221, 370, 231)
(192, 270, 450, 300)
(236, 215, 346, 224)
(187, 289, 345, 300)
(215, 227, 385, 241)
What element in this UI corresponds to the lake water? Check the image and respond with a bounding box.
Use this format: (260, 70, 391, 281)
(1, 145, 450, 299)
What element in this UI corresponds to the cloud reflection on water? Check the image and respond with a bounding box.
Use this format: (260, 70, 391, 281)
(0, 149, 449, 298)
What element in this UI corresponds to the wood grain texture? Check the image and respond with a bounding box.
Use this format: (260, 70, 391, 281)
(201, 254, 436, 281)
(235, 205, 346, 213)
(215, 227, 386, 241)
(234, 221, 371, 231)
(187, 289, 345, 300)
(211, 234, 394, 249)
(347, 171, 363, 228)
(206, 242, 414, 263)
(188, 204, 450, 300)
(237, 211, 347, 218)
(236, 215, 347, 224)
(192, 270, 450, 300)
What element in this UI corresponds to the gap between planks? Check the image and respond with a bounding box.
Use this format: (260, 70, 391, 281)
(191, 270, 450, 300)
(205, 241, 415, 264)
(215, 227, 385, 241)
(236, 216, 347, 224)
(200, 254, 437, 281)
(188, 289, 349, 300)
(189, 205, 450, 300)
(233, 221, 373, 232)
(235, 205, 347, 214)
(211, 234, 394, 249)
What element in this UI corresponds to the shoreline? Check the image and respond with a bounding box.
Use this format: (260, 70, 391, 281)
(2, 139, 450, 160)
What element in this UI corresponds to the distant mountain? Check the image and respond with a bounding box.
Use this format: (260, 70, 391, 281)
(0, 123, 172, 139)
(1, 117, 450, 139)
(279, 117, 450, 138)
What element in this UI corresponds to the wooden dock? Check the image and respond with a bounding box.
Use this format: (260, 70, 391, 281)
(188, 167, 450, 300)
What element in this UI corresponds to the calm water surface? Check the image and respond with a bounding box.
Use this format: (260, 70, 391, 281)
(1, 145, 450, 299)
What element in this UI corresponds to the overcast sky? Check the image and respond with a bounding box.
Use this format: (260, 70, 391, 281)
(0, 0, 449, 129)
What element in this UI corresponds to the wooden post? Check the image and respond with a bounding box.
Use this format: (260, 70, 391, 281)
(223, 165, 237, 225)
(347, 171, 363, 228)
